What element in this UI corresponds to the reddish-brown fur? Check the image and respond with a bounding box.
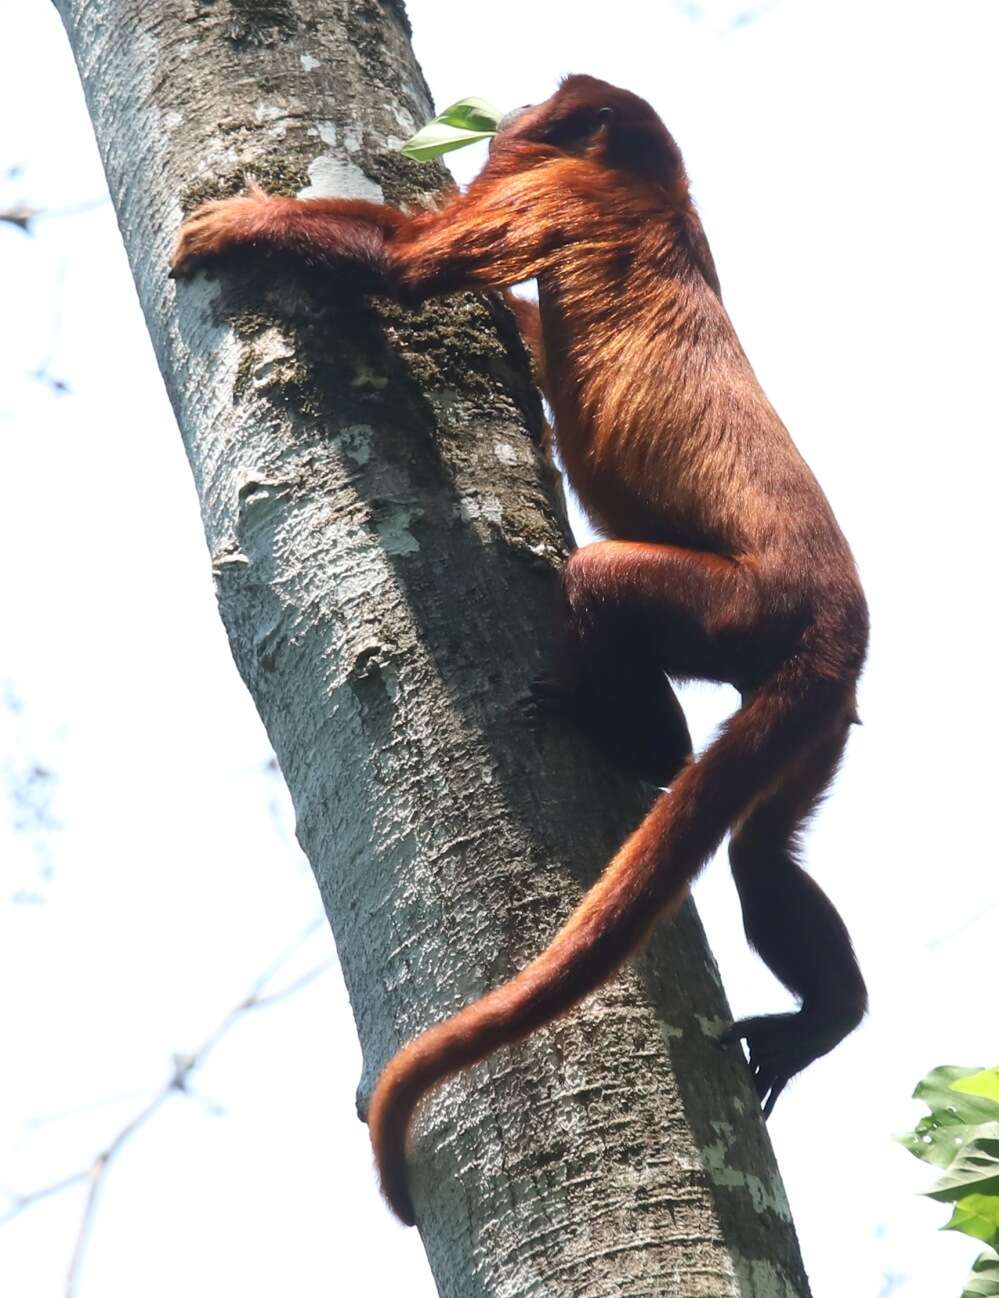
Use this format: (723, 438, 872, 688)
(173, 76, 869, 1228)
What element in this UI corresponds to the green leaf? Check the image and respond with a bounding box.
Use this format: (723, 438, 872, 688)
(435, 97, 503, 135)
(930, 1133, 999, 1201)
(903, 1073, 999, 1281)
(942, 1192, 999, 1249)
(899, 1067, 999, 1169)
(400, 97, 502, 161)
(961, 1248, 999, 1297)
(956, 1071, 999, 1107)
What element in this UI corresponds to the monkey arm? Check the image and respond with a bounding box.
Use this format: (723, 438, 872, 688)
(168, 181, 406, 285)
(170, 163, 569, 297)
(381, 167, 565, 298)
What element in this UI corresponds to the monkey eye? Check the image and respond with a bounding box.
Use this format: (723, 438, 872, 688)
(543, 105, 615, 152)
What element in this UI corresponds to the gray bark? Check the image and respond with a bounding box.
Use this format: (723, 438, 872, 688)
(53, 1, 811, 1294)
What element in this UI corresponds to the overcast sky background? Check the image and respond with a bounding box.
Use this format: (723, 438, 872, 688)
(2, 1, 997, 1295)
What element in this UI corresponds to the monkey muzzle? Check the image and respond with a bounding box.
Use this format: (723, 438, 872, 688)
(495, 105, 532, 134)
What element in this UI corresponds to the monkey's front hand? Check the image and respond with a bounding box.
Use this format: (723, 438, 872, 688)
(170, 183, 278, 279)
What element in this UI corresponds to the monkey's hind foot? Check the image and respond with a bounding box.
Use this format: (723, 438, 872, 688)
(722, 1006, 862, 1117)
(527, 670, 691, 789)
(526, 670, 582, 717)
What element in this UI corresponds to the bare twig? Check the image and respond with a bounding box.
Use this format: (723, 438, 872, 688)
(0, 203, 37, 231)
(0, 194, 108, 233)
(0, 1168, 91, 1223)
(0, 918, 333, 1298)
(3, 682, 64, 901)
(0, 186, 110, 395)
(927, 897, 999, 950)
(250, 957, 335, 1010)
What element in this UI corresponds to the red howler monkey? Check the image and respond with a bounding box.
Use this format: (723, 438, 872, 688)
(172, 75, 869, 1227)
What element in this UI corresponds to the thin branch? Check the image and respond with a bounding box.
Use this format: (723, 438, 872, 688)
(0, 194, 109, 233)
(65, 1160, 106, 1298)
(247, 957, 336, 1010)
(0, 919, 333, 1298)
(0, 203, 37, 231)
(0, 190, 110, 396)
(0, 1169, 91, 1225)
(3, 683, 65, 900)
(927, 896, 999, 950)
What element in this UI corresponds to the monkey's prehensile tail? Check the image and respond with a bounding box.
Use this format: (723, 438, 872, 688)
(368, 657, 848, 1226)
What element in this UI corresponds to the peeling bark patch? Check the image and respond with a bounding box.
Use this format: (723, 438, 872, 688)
(349, 644, 401, 704)
(230, 324, 295, 399)
(339, 424, 373, 465)
(211, 541, 249, 574)
(316, 121, 364, 154)
(298, 156, 383, 201)
(300, 52, 320, 71)
(374, 504, 421, 555)
(313, 121, 338, 147)
(254, 101, 293, 126)
(457, 495, 503, 527)
(493, 440, 520, 467)
(233, 338, 308, 406)
(235, 477, 292, 562)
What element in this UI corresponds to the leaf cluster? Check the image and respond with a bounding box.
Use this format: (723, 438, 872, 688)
(901, 1066, 999, 1297)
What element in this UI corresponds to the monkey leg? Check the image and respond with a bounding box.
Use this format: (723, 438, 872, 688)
(724, 717, 867, 1114)
(533, 539, 767, 785)
(531, 652, 692, 788)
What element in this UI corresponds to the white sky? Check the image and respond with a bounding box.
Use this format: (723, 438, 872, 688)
(1, 1, 997, 1295)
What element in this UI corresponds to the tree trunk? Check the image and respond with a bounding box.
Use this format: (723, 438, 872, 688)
(53, 1, 812, 1293)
